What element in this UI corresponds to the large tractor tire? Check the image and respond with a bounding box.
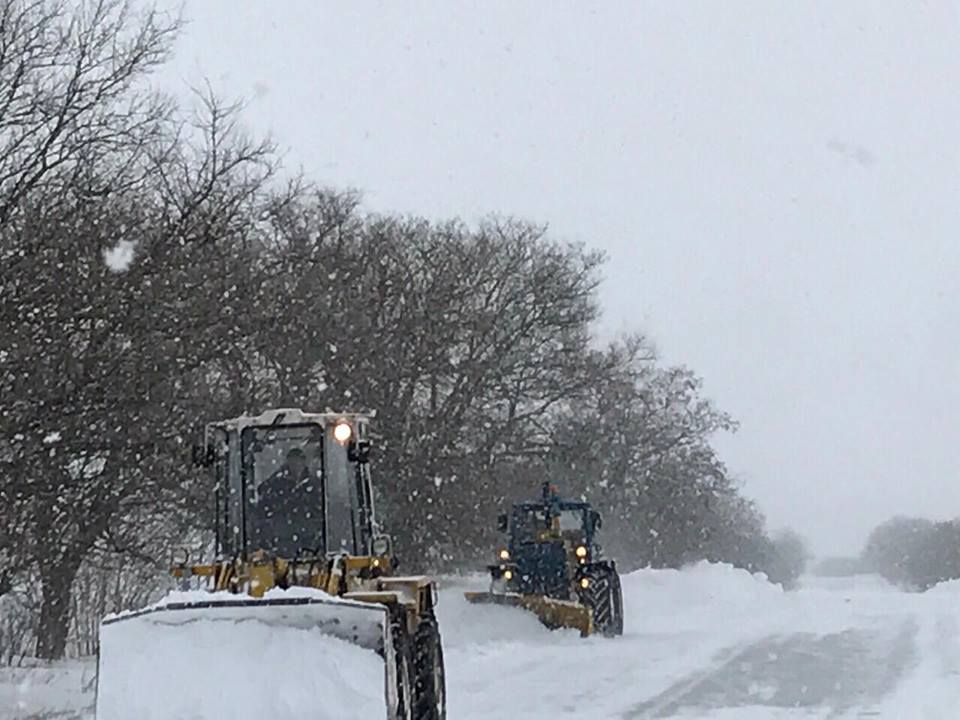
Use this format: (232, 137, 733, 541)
(412, 611, 446, 720)
(606, 569, 624, 637)
(580, 565, 624, 637)
(389, 610, 415, 720)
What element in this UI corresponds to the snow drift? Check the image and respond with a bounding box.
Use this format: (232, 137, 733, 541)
(925, 578, 960, 596)
(622, 561, 784, 633)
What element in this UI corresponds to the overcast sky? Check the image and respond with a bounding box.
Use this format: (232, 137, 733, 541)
(154, 1, 960, 556)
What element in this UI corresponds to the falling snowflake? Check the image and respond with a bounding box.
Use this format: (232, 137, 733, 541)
(103, 240, 136, 272)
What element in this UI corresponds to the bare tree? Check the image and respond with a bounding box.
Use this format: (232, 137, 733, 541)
(245, 206, 609, 565)
(0, 0, 181, 224)
(0, 79, 276, 658)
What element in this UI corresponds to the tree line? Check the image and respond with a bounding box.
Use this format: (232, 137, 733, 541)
(0, 0, 806, 662)
(860, 516, 960, 591)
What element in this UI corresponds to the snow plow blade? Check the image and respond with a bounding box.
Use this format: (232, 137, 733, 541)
(95, 594, 393, 720)
(464, 590, 593, 637)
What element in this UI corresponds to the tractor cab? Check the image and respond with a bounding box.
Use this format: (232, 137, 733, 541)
(195, 408, 390, 562)
(503, 484, 602, 548)
(495, 483, 602, 599)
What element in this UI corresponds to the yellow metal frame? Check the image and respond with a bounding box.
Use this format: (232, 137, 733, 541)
(171, 553, 434, 633)
(463, 590, 593, 637)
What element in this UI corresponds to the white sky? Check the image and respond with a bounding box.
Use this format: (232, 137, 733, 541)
(154, 1, 960, 556)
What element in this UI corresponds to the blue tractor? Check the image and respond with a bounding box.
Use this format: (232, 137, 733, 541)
(465, 483, 623, 637)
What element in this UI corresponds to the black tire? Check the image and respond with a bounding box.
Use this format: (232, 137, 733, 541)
(607, 569, 624, 637)
(412, 611, 446, 720)
(580, 565, 624, 637)
(389, 610, 414, 720)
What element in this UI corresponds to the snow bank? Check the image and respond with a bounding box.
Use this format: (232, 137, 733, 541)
(623, 560, 782, 603)
(797, 573, 897, 594)
(622, 561, 783, 633)
(924, 578, 960, 596)
(97, 588, 388, 720)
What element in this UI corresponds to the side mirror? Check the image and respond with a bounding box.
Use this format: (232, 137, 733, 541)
(348, 439, 372, 464)
(191, 444, 214, 467)
(497, 513, 509, 532)
(371, 534, 392, 557)
(591, 511, 602, 531)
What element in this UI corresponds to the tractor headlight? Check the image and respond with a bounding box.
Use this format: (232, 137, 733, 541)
(580, 577, 590, 589)
(503, 569, 514, 581)
(575, 545, 588, 558)
(499, 549, 510, 561)
(333, 421, 353, 443)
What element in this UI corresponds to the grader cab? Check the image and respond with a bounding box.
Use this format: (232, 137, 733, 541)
(465, 483, 624, 637)
(96, 409, 445, 720)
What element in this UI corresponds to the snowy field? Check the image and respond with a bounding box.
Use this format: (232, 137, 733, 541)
(0, 659, 95, 720)
(4, 564, 960, 719)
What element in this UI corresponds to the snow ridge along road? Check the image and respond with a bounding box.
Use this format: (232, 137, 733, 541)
(5, 564, 960, 719)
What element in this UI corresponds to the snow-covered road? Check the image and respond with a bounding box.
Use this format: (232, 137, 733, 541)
(4, 565, 960, 719)
(439, 567, 960, 720)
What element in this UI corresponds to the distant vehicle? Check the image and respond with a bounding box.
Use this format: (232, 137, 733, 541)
(465, 483, 623, 637)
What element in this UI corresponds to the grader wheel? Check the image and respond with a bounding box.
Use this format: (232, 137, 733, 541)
(413, 611, 446, 720)
(389, 609, 414, 720)
(580, 565, 624, 637)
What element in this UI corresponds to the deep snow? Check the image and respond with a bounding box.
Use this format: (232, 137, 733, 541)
(439, 564, 960, 719)
(97, 614, 384, 720)
(0, 659, 94, 719)
(96, 587, 388, 720)
(4, 563, 960, 719)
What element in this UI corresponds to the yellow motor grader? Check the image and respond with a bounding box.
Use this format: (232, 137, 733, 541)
(95, 408, 445, 720)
